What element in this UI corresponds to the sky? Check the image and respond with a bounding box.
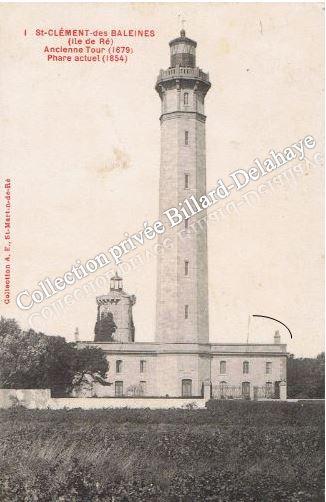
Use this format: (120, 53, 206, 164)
(0, 3, 324, 357)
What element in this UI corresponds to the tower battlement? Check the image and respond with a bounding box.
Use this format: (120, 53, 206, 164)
(156, 66, 210, 86)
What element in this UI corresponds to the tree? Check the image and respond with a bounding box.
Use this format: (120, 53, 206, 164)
(287, 352, 325, 398)
(0, 317, 109, 394)
(94, 312, 117, 342)
(70, 346, 111, 390)
(0, 316, 20, 337)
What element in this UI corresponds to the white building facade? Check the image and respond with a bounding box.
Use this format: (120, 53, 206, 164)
(81, 337, 287, 399)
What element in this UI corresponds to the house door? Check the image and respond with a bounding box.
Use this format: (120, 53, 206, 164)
(274, 381, 280, 399)
(115, 381, 123, 397)
(242, 381, 250, 399)
(182, 379, 192, 397)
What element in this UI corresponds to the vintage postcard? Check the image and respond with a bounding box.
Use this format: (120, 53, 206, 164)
(0, 2, 324, 501)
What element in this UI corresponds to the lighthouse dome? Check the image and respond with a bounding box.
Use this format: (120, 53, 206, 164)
(169, 30, 197, 68)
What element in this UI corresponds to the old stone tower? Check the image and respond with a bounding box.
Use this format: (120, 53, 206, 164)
(94, 273, 136, 343)
(155, 30, 211, 344)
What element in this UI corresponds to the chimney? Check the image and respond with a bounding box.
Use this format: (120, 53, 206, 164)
(274, 330, 281, 344)
(74, 327, 79, 342)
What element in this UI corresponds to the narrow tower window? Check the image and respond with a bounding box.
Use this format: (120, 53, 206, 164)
(220, 361, 226, 374)
(184, 92, 189, 105)
(243, 361, 249, 374)
(185, 130, 189, 145)
(185, 305, 189, 319)
(184, 260, 189, 276)
(184, 173, 189, 189)
(140, 360, 146, 373)
(116, 360, 123, 373)
(185, 218, 189, 230)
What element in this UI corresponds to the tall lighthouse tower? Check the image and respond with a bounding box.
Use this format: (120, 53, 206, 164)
(155, 30, 211, 345)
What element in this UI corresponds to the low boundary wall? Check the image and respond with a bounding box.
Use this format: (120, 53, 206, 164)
(0, 389, 206, 410)
(50, 397, 206, 409)
(0, 389, 307, 410)
(0, 389, 51, 409)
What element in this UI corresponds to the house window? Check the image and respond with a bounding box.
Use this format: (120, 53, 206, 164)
(185, 260, 189, 276)
(140, 360, 146, 373)
(115, 381, 123, 396)
(242, 381, 250, 399)
(266, 362, 272, 374)
(220, 381, 227, 397)
(184, 173, 189, 189)
(220, 361, 226, 374)
(182, 379, 192, 397)
(266, 381, 273, 397)
(185, 131, 189, 145)
(139, 381, 146, 396)
(184, 92, 189, 105)
(243, 361, 249, 374)
(116, 360, 122, 373)
(185, 305, 189, 319)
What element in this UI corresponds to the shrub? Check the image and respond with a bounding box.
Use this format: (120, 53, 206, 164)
(0, 404, 323, 501)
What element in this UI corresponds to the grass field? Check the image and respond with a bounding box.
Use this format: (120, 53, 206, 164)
(0, 401, 324, 501)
